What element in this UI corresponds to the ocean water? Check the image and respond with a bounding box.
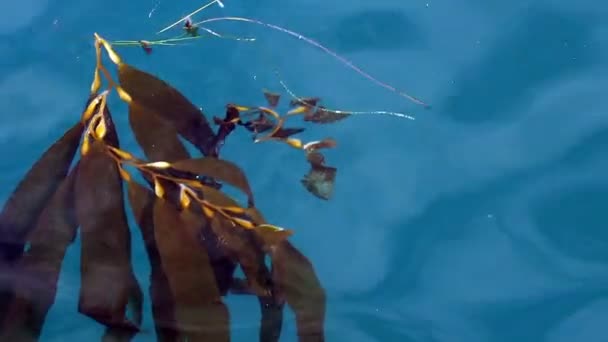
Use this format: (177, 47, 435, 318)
(1, 0, 607, 341)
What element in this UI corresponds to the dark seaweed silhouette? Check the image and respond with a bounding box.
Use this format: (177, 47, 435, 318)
(0, 34, 334, 341)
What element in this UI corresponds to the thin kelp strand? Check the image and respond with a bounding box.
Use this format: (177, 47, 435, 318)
(198, 26, 256, 41)
(343, 110, 415, 120)
(157, 0, 224, 34)
(143, 42, 179, 46)
(109, 30, 250, 47)
(193, 16, 429, 108)
(277, 78, 415, 121)
(110, 35, 204, 46)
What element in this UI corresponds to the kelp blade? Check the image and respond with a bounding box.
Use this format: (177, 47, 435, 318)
(0, 164, 79, 340)
(301, 165, 337, 200)
(0, 120, 83, 327)
(127, 180, 179, 340)
(118, 63, 216, 156)
(75, 141, 142, 332)
(304, 107, 350, 124)
(272, 241, 326, 341)
(258, 295, 284, 342)
(207, 215, 271, 298)
(189, 191, 287, 341)
(195, 187, 281, 299)
(241, 207, 290, 342)
(186, 192, 238, 297)
(153, 197, 229, 342)
(0, 121, 83, 262)
(170, 157, 256, 207)
(128, 101, 190, 162)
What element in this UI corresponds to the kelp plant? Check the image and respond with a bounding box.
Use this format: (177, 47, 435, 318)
(0, 34, 332, 341)
(0, 1, 429, 340)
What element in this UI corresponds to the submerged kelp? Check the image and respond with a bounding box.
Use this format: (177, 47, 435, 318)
(0, 34, 330, 341)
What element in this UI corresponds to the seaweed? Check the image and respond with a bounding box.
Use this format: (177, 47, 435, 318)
(0, 32, 328, 341)
(0, 2, 427, 339)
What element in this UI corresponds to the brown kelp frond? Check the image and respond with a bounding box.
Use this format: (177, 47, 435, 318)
(272, 241, 326, 341)
(243, 207, 325, 341)
(118, 63, 217, 157)
(300, 139, 338, 200)
(205, 214, 271, 298)
(0, 94, 102, 326)
(92, 34, 216, 157)
(128, 100, 191, 163)
(153, 196, 230, 341)
(126, 179, 179, 339)
(0, 121, 83, 263)
(76, 109, 143, 332)
(0, 164, 79, 341)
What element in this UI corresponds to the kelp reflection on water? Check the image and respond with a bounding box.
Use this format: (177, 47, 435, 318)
(0, 33, 336, 341)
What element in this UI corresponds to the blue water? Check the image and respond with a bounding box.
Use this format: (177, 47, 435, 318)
(1, 0, 608, 341)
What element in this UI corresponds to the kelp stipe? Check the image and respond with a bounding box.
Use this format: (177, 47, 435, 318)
(0, 33, 326, 341)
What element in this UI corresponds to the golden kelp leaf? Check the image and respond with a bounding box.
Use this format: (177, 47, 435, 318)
(127, 180, 178, 341)
(153, 198, 229, 341)
(170, 157, 255, 207)
(128, 101, 190, 162)
(0, 164, 79, 341)
(81, 98, 120, 156)
(304, 107, 350, 124)
(301, 165, 337, 200)
(75, 141, 142, 331)
(272, 241, 326, 341)
(117, 63, 216, 156)
(96, 96, 120, 148)
(0, 121, 83, 262)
